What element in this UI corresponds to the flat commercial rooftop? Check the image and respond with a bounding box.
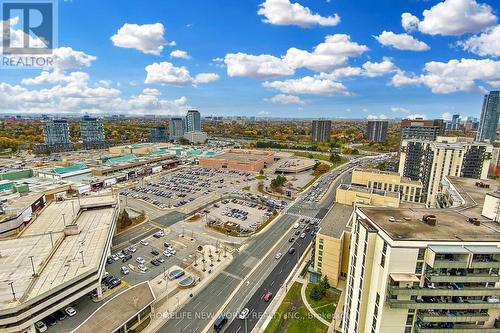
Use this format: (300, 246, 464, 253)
(447, 176, 500, 219)
(74, 282, 155, 333)
(275, 158, 316, 173)
(359, 206, 500, 242)
(319, 203, 354, 238)
(0, 196, 116, 310)
(216, 151, 271, 163)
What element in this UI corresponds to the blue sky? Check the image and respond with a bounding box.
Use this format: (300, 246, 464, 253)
(1, 0, 499, 119)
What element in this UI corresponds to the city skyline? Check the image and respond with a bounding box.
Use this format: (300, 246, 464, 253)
(0, 0, 499, 120)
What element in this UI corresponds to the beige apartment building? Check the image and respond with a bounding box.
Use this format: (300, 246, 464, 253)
(311, 204, 353, 287)
(336, 184, 401, 207)
(343, 206, 500, 333)
(399, 137, 493, 207)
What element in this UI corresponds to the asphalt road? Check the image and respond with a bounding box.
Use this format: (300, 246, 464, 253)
(156, 159, 360, 333)
(223, 225, 315, 333)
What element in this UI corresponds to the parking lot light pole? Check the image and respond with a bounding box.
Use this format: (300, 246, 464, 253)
(8, 282, 16, 301)
(62, 213, 66, 227)
(28, 256, 36, 276)
(80, 251, 85, 266)
(48, 231, 54, 247)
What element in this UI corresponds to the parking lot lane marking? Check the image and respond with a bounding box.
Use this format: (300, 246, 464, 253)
(236, 326, 242, 333)
(271, 280, 275, 286)
(286, 259, 289, 264)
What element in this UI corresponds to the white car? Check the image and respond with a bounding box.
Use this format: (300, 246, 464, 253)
(167, 248, 176, 255)
(128, 246, 137, 253)
(121, 266, 130, 275)
(275, 252, 282, 260)
(111, 254, 119, 261)
(117, 253, 125, 259)
(163, 250, 173, 257)
(300, 233, 306, 239)
(35, 321, 47, 332)
(138, 264, 148, 272)
(65, 306, 77, 317)
(156, 231, 165, 237)
(136, 257, 145, 264)
(140, 239, 149, 246)
(238, 308, 250, 320)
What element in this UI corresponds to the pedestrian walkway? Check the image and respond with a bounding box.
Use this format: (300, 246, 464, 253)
(299, 281, 331, 327)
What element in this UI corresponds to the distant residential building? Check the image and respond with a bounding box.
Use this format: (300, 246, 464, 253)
(184, 109, 201, 132)
(477, 91, 500, 142)
(183, 131, 207, 144)
(311, 120, 331, 143)
(43, 118, 70, 145)
(450, 113, 461, 131)
(400, 118, 445, 143)
(168, 117, 184, 141)
(366, 120, 388, 142)
(80, 115, 105, 147)
(399, 136, 492, 206)
(150, 125, 168, 142)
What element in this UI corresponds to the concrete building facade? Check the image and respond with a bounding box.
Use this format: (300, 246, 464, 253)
(168, 117, 184, 141)
(198, 150, 274, 172)
(343, 206, 500, 333)
(311, 120, 332, 143)
(366, 120, 389, 143)
(399, 137, 492, 207)
(477, 91, 500, 142)
(184, 110, 201, 133)
(400, 118, 445, 144)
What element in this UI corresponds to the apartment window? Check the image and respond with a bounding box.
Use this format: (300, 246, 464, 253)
(318, 262, 322, 268)
(319, 244, 323, 250)
(381, 241, 388, 268)
(405, 328, 412, 333)
(417, 248, 425, 260)
(318, 250, 323, 256)
(406, 314, 414, 325)
(415, 262, 423, 274)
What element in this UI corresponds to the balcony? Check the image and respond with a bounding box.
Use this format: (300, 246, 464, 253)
(432, 260, 470, 269)
(427, 274, 499, 284)
(419, 313, 490, 323)
(388, 286, 500, 297)
(387, 299, 500, 310)
(470, 260, 500, 269)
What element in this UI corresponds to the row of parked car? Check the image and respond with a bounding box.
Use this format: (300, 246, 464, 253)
(34, 306, 77, 332)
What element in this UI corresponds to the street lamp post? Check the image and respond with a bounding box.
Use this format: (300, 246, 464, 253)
(80, 251, 85, 266)
(62, 213, 66, 227)
(48, 231, 54, 247)
(8, 282, 16, 300)
(28, 256, 36, 276)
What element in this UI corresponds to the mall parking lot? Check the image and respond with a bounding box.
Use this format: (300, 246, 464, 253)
(205, 198, 274, 231)
(120, 167, 255, 209)
(106, 229, 201, 285)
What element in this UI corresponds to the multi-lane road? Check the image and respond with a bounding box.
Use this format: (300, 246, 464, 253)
(155, 156, 384, 333)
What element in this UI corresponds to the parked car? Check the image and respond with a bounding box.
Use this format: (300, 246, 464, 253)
(138, 264, 148, 272)
(151, 259, 161, 266)
(35, 321, 48, 332)
(121, 266, 130, 275)
(136, 257, 145, 264)
(275, 252, 282, 260)
(300, 233, 306, 239)
(106, 257, 114, 264)
(64, 307, 77, 317)
(128, 246, 137, 253)
(288, 237, 295, 243)
(288, 247, 296, 254)
(122, 254, 132, 262)
(151, 249, 160, 256)
(54, 310, 66, 321)
(140, 239, 149, 246)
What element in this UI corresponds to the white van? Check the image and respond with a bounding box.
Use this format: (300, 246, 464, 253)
(293, 223, 299, 229)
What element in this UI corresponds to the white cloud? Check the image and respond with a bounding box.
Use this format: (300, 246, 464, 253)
(362, 58, 397, 77)
(223, 34, 368, 78)
(257, 0, 340, 27)
(111, 23, 167, 55)
(401, 13, 420, 32)
(258, 110, 270, 116)
(367, 114, 388, 120)
(442, 112, 453, 120)
(224, 53, 294, 79)
(263, 76, 349, 96)
(458, 25, 500, 57)
(170, 50, 191, 59)
(144, 62, 219, 86)
(390, 58, 500, 94)
(403, 0, 497, 36)
(391, 107, 410, 113)
(52, 47, 97, 69)
(21, 70, 90, 86)
(374, 31, 429, 51)
(266, 94, 305, 105)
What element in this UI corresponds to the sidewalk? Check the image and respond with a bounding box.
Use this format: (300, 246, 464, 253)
(141, 245, 234, 333)
(300, 281, 330, 326)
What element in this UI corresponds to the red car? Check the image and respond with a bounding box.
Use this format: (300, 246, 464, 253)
(263, 291, 273, 302)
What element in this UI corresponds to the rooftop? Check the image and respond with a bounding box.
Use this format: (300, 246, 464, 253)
(338, 184, 400, 199)
(74, 282, 155, 333)
(358, 206, 500, 242)
(210, 150, 274, 163)
(318, 203, 354, 238)
(0, 195, 117, 310)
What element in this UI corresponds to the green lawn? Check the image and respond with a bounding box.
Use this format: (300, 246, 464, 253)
(264, 282, 328, 333)
(305, 284, 341, 323)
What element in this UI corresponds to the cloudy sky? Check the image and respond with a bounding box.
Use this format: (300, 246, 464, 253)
(1, 0, 499, 119)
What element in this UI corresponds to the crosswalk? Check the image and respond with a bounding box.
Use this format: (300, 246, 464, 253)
(287, 212, 322, 224)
